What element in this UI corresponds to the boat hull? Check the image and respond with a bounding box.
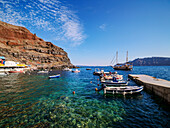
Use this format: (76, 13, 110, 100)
(9, 70, 24, 73)
(104, 86, 143, 95)
(113, 67, 132, 71)
(49, 74, 60, 79)
(101, 80, 128, 86)
(72, 70, 80, 73)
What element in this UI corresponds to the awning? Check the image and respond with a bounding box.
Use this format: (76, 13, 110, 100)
(0, 56, 5, 60)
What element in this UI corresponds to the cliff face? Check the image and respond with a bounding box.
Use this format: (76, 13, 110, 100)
(131, 57, 170, 66)
(0, 20, 73, 68)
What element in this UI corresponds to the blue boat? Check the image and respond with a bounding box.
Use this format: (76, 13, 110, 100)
(48, 74, 60, 79)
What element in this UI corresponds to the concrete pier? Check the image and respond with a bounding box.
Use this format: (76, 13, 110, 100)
(128, 74, 170, 103)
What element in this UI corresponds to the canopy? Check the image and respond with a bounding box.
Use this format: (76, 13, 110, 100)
(0, 56, 5, 60)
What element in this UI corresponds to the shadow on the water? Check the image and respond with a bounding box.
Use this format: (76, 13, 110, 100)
(103, 93, 143, 100)
(144, 89, 170, 112)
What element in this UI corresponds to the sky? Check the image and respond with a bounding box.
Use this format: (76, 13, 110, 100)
(0, 0, 170, 65)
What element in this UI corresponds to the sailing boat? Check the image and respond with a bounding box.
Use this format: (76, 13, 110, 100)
(112, 51, 133, 70)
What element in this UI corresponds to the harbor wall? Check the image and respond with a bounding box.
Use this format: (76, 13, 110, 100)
(128, 74, 170, 103)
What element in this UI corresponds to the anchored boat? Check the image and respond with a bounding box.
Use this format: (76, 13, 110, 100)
(37, 70, 49, 74)
(112, 51, 133, 70)
(49, 74, 60, 79)
(103, 85, 144, 95)
(97, 71, 143, 95)
(9, 68, 25, 73)
(63, 67, 72, 71)
(72, 69, 80, 73)
(93, 68, 109, 76)
(100, 72, 127, 86)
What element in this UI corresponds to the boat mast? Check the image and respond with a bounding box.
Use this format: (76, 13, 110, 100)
(126, 51, 128, 62)
(116, 51, 118, 64)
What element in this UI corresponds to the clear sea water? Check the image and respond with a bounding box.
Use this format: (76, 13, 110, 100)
(0, 66, 170, 127)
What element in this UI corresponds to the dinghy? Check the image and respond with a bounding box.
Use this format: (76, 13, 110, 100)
(49, 74, 60, 79)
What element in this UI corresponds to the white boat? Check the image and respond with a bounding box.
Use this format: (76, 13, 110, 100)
(93, 68, 109, 76)
(102, 71, 123, 80)
(63, 67, 72, 71)
(100, 72, 126, 86)
(37, 70, 49, 73)
(103, 85, 143, 95)
(49, 74, 60, 79)
(101, 79, 128, 86)
(9, 68, 25, 73)
(72, 69, 80, 73)
(0, 72, 8, 76)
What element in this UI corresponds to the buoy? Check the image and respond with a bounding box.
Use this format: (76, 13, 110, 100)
(73, 91, 75, 94)
(95, 88, 98, 91)
(97, 79, 99, 81)
(98, 84, 99, 86)
(90, 81, 92, 83)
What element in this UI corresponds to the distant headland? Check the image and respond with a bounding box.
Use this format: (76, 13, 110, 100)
(0, 20, 74, 69)
(130, 57, 170, 66)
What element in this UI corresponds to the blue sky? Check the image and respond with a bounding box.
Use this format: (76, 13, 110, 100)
(0, 0, 170, 65)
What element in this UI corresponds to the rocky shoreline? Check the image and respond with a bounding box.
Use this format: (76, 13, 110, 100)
(0, 20, 73, 69)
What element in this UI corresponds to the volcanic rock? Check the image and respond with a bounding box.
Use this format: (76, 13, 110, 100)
(0, 20, 73, 69)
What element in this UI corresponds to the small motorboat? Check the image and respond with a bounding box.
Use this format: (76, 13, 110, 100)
(37, 70, 49, 73)
(86, 68, 91, 70)
(100, 72, 126, 86)
(63, 67, 72, 71)
(93, 68, 109, 76)
(72, 69, 80, 73)
(9, 69, 24, 73)
(103, 85, 143, 95)
(49, 74, 60, 79)
(102, 72, 123, 80)
(101, 79, 128, 86)
(0, 72, 8, 76)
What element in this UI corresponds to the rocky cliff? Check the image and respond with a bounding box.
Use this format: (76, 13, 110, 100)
(131, 57, 170, 66)
(0, 20, 73, 69)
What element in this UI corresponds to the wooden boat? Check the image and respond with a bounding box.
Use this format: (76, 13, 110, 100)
(112, 51, 133, 70)
(72, 69, 80, 73)
(49, 74, 60, 79)
(103, 85, 143, 95)
(112, 62, 133, 70)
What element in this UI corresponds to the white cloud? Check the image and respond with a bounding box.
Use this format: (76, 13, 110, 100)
(0, 0, 85, 46)
(99, 24, 106, 31)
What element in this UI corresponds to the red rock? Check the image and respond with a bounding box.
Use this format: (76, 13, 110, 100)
(0, 20, 73, 68)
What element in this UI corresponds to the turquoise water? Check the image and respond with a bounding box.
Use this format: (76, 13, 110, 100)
(0, 66, 170, 127)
